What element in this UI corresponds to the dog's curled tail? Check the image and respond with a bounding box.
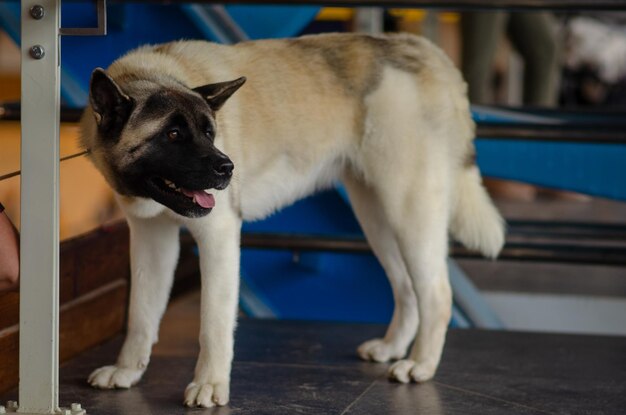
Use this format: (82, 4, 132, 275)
(450, 165, 505, 259)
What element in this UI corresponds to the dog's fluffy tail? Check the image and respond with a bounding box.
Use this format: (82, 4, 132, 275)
(450, 165, 505, 259)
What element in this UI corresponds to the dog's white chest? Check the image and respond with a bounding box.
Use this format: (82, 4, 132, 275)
(238, 154, 342, 222)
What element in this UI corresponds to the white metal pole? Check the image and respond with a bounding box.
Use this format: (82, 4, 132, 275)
(18, 0, 61, 413)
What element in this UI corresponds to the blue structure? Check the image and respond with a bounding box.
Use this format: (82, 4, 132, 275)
(472, 105, 626, 201)
(0, 2, 318, 106)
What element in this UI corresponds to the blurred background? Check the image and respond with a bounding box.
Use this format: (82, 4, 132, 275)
(1, 4, 625, 339)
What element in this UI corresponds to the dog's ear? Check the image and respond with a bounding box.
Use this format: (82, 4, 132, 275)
(89, 68, 134, 139)
(193, 77, 246, 111)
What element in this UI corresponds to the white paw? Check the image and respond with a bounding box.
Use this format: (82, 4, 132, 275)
(88, 365, 144, 389)
(357, 338, 406, 363)
(184, 381, 229, 408)
(388, 359, 436, 383)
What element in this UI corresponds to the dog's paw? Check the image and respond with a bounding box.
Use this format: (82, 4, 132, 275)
(388, 359, 436, 383)
(357, 338, 406, 363)
(184, 381, 229, 408)
(88, 365, 144, 389)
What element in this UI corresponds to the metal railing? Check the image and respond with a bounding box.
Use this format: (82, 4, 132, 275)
(110, 0, 626, 11)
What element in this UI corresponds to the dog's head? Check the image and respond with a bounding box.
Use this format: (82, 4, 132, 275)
(82, 68, 245, 218)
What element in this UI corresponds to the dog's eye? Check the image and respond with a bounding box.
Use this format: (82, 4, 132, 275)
(167, 129, 180, 141)
(205, 128, 214, 140)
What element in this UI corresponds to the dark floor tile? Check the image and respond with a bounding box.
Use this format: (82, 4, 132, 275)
(227, 362, 374, 415)
(438, 329, 626, 382)
(233, 319, 387, 367)
(52, 357, 376, 415)
(4, 321, 626, 415)
(344, 380, 546, 415)
(435, 372, 626, 415)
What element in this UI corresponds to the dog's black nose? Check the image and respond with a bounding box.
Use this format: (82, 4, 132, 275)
(217, 160, 234, 176)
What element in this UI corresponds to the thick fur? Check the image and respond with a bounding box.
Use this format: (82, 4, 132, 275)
(80, 33, 504, 408)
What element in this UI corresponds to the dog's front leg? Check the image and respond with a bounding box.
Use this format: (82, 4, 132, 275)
(89, 213, 180, 389)
(184, 211, 241, 408)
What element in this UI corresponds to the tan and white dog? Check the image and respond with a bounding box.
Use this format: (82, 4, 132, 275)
(80, 32, 504, 408)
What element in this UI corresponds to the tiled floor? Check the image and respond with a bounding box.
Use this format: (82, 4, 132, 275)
(5, 292, 625, 414)
(2, 189, 625, 414)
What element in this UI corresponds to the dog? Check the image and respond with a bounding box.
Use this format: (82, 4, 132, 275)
(80, 32, 504, 408)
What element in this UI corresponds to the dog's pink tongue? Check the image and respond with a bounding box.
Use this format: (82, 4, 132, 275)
(182, 189, 215, 208)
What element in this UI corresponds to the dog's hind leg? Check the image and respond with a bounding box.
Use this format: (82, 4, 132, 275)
(383, 164, 453, 384)
(357, 151, 453, 383)
(359, 65, 455, 383)
(342, 173, 418, 363)
(89, 213, 180, 389)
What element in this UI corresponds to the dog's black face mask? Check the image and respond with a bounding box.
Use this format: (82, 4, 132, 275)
(89, 68, 246, 218)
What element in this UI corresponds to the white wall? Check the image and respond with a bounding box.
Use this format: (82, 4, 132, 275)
(485, 291, 626, 336)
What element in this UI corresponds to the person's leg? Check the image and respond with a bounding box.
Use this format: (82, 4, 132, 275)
(461, 12, 508, 104)
(508, 12, 560, 106)
(0, 202, 19, 292)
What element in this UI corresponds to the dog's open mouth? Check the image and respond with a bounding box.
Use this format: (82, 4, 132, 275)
(147, 177, 215, 216)
(161, 178, 215, 208)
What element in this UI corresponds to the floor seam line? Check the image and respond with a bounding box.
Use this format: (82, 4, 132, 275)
(433, 381, 556, 414)
(339, 380, 377, 415)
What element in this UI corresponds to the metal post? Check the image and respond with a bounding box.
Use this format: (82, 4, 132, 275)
(354, 7, 383, 34)
(18, 0, 61, 413)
